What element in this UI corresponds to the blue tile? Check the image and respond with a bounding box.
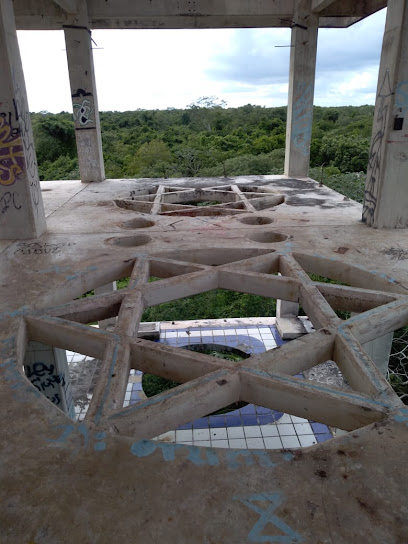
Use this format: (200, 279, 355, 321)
(192, 418, 209, 429)
(188, 337, 202, 344)
(165, 338, 178, 345)
(256, 405, 271, 414)
(258, 414, 275, 425)
(270, 326, 285, 347)
(131, 391, 141, 400)
(201, 336, 213, 343)
(311, 422, 330, 434)
(316, 433, 332, 443)
(240, 404, 256, 415)
(177, 422, 193, 430)
(225, 415, 242, 427)
(209, 416, 226, 428)
(132, 383, 142, 391)
(224, 335, 237, 341)
(136, 370, 142, 375)
(270, 411, 284, 423)
(242, 414, 258, 426)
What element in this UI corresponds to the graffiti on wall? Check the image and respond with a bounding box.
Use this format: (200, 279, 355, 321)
(14, 86, 41, 209)
(362, 70, 393, 224)
(0, 114, 24, 186)
(25, 362, 65, 406)
(72, 88, 95, 128)
(0, 191, 21, 214)
(291, 82, 313, 157)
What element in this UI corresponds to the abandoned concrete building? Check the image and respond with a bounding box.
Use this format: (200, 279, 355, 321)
(1, 0, 408, 542)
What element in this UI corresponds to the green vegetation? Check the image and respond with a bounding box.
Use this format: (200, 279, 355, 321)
(142, 345, 247, 413)
(49, 100, 405, 405)
(32, 102, 372, 196)
(141, 289, 276, 322)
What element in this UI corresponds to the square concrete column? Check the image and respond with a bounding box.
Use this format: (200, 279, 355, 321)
(64, 5, 105, 183)
(0, 0, 46, 239)
(350, 313, 393, 377)
(363, 1, 408, 228)
(284, 0, 319, 178)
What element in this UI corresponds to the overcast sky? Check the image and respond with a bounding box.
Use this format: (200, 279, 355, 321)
(17, 8, 386, 113)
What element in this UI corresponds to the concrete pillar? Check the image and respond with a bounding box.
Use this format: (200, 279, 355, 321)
(350, 313, 393, 377)
(362, 333, 393, 378)
(64, 5, 105, 183)
(0, 0, 46, 240)
(284, 0, 318, 178)
(363, 1, 408, 228)
(276, 299, 300, 318)
(24, 341, 75, 419)
(95, 281, 117, 330)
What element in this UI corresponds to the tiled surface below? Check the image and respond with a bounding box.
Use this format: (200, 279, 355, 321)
(67, 322, 333, 448)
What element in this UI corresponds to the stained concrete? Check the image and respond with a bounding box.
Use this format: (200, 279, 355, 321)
(1, 175, 408, 543)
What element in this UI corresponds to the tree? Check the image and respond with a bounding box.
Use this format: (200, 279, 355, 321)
(187, 96, 227, 132)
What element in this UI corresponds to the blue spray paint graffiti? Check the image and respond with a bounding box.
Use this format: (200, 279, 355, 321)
(130, 439, 279, 470)
(234, 492, 303, 543)
(47, 422, 106, 455)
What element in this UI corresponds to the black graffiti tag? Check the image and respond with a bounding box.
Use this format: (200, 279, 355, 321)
(0, 191, 21, 214)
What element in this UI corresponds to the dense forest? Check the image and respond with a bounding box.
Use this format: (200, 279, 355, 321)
(32, 98, 373, 204)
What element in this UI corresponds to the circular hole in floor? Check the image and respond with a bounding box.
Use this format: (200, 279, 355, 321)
(107, 235, 151, 247)
(247, 231, 288, 243)
(119, 217, 156, 229)
(238, 216, 273, 226)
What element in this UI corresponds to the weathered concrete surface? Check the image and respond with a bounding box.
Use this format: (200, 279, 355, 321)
(284, 0, 318, 178)
(12, 0, 387, 30)
(0, 0, 46, 239)
(363, 0, 408, 228)
(1, 175, 408, 543)
(64, 3, 105, 183)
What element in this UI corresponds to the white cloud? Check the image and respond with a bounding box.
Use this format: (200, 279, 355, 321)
(17, 8, 386, 112)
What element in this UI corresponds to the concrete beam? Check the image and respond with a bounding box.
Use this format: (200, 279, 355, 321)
(284, 0, 318, 178)
(0, 0, 46, 239)
(312, 0, 337, 13)
(12, 0, 386, 29)
(52, 0, 79, 14)
(314, 0, 386, 17)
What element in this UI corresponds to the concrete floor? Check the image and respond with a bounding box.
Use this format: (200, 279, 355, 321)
(1, 175, 408, 543)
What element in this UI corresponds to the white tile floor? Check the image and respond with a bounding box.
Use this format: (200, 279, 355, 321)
(67, 318, 332, 449)
(159, 415, 320, 449)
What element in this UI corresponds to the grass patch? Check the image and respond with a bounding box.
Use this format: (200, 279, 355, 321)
(142, 345, 248, 415)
